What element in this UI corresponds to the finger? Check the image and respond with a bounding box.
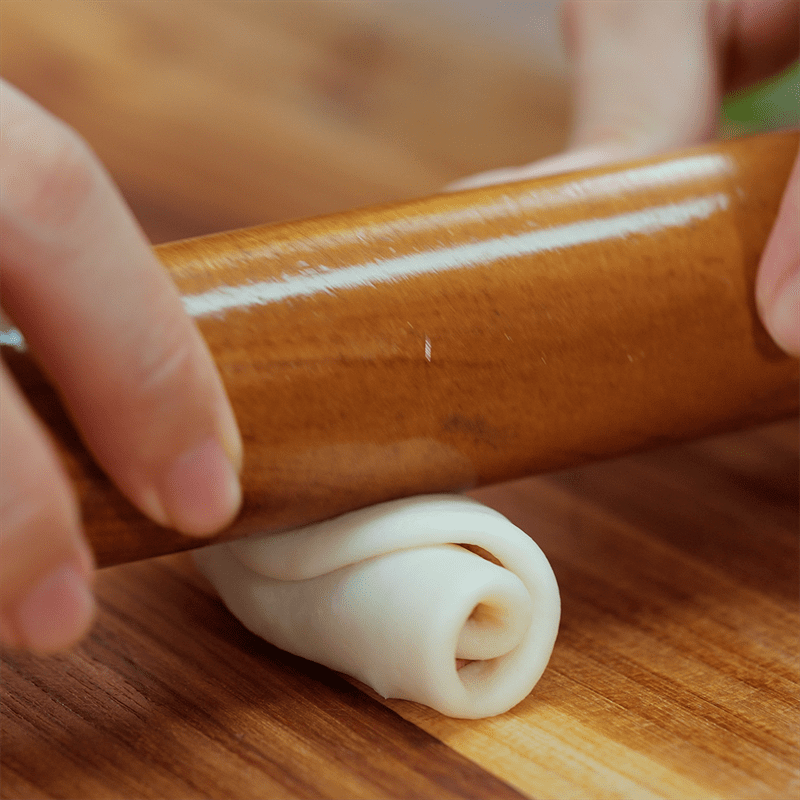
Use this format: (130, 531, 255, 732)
(0, 362, 95, 654)
(562, 0, 720, 154)
(711, 0, 799, 90)
(448, 0, 722, 191)
(755, 150, 800, 356)
(562, 0, 800, 151)
(449, 0, 798, 192)
(0, 82, 242, 536)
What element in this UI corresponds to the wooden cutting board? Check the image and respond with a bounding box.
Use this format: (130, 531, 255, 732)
(1, 3, 797, 798)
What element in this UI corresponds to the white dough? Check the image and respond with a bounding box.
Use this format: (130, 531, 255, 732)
(193, 495, 560, 718)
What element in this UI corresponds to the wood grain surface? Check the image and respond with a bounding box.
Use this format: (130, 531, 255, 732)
(1, 3, 798, 799)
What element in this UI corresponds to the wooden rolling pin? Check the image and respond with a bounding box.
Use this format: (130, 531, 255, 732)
(4, 132, 798, 567)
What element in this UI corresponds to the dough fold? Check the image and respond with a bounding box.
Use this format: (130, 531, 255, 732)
(194, 495, 560, 718)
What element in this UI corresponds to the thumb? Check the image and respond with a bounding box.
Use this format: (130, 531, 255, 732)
(756, 150, 799, 357)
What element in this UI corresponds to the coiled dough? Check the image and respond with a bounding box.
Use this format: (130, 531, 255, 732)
(194, 495, 560, 718)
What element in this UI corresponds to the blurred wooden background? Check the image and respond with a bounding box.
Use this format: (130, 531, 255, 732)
(0, 0, 569, 241)
(1, 2, 797, 799)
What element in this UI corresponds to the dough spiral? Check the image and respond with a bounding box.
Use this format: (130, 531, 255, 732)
(194, 495, 560, 718)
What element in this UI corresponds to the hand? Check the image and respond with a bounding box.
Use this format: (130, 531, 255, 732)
(0, 82, 243, 654)
(451, 0, 799, 357)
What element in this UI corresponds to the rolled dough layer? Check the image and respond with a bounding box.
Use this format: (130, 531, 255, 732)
(194, 495, 560, 718)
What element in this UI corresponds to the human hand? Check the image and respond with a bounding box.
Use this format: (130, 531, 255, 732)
(1, 82, 243, 654)
(451, 0, 799, 356)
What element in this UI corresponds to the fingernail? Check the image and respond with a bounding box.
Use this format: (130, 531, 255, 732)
(11, 560, 96, 654)
(219, 409, 244, 476)
(764, 271, 799, 357)
(159, 436, 242, 536)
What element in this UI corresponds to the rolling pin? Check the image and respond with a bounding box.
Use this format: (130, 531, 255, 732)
(3, 132, 798, 568)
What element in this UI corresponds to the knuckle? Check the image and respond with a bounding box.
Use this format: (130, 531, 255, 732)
(115, 325, 200, 466)
(0, 389, 80, 567)
(2, 105, 100, 235)
(0, 358, 83, 597)
(0, 444, 75, 539)
(134, 315, 198, 403)
(0, 453, 78, 587)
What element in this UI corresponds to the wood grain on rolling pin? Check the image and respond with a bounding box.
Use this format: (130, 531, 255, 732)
(4, 132, 798, 567)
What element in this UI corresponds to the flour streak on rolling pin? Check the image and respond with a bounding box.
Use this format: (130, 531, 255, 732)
(183, 194, 730, 316)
